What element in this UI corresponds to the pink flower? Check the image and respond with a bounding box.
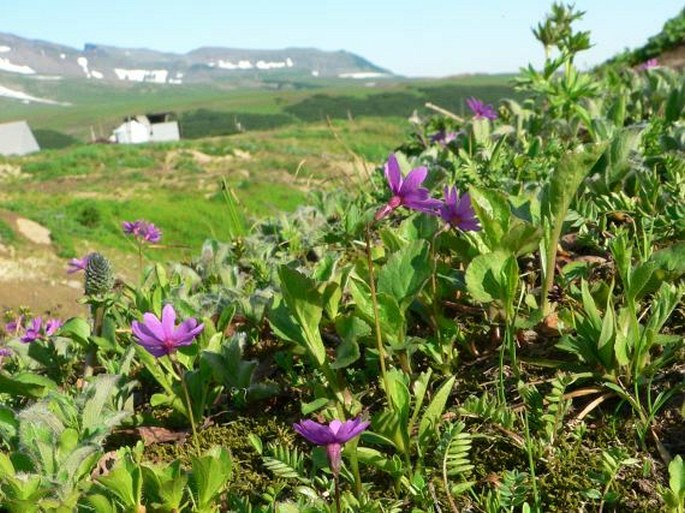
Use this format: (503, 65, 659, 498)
(438, 186, 481, 231)
(131, 304, 204, 358)
(466, 97, 498, 120)
(293, 418, 369, 475)
(375, 154, 442, 221)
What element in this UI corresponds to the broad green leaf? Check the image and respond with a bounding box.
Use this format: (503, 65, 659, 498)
(0, 372, 57, 399)
(96, 462, 139, 507)
(59, 317, 91, 344)
(191, 447, 232, 508)
(465, 251, 518, 310)
(349, 277, 406, 349)
(469, 187, 511, 248)
(278, 266, 326, 368)
(377, 240, 431, 308)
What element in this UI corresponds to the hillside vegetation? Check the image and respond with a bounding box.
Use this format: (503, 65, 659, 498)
(0, 4, 684, 513)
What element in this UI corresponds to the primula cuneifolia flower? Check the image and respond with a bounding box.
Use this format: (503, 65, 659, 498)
(131, 304, 204, 358)
(293, 418, 369, 475)
(466, 97, 498, 120)
(122, 219, 162, 243)
(439, 186, 481, 232)
(375, 154, 442, 221)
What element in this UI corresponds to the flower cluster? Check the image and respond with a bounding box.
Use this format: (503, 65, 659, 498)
(466, 96, 498, 120)
(122, 219, 162, 243)
(5, 316, 62, 343)
(131, 304, 204, 357)
(375, 153, 481, 232)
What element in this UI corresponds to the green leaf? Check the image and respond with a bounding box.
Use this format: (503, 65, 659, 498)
(191, 446, 232, 508)
(0, 372, 57, 399)
(465, 251, 518, 305)
(377, 239, 431, 308)
(278, 266, 326, 368)
(470, 187, 511, 248)
(59, 317, 91, 344)
(418, 376, 455, 446)
(668, 455, 684, 497)
(349, 277, 406, 349)
(96, 461, 140, 508)
(301, 397, 329, 415)
(331, 316, 367, 369)
(543, 144, 605, 221)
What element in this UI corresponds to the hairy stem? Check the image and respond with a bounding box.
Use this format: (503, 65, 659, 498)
(173, 357, 201, 456)
(365, 227, 392, 406)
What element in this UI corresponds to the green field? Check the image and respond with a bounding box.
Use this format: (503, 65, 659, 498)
(0, 73, 517, 143)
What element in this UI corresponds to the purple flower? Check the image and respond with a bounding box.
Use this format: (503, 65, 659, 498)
(638, 58, 659, 71)
(466, 97, 498, 120)
(67, 255, 91, 274)
(122, 220, 162, 244)
(439, 187, 481, 232)
(45, 319, 62, 337)
(430, 130, 459, 147)
(21, 317, 43, 343)
(131, 304, 204, 358)
(0, 347, 12, 359)
(122, 220, 143, 236)
(293, 418, 369, 475)
(4, 315, 24, 336)
(142, 223, 162, 243)
(375, 154, 442, 221)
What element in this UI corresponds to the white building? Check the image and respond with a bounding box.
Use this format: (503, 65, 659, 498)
(110, 113, 180, 144)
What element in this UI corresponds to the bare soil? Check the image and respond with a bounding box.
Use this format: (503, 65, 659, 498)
(0, 211, 87, 318)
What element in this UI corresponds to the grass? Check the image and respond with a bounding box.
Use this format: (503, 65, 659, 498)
(0, 117, 407, 259)
(0, 74, 516, 141)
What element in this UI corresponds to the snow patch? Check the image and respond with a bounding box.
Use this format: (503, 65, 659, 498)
(91, 70, 103, 79)
(77, 56, 91, 78)
(60, 53, 66, 59)
(211, 57, 294, 71)
(114, 68, 169, 83)
(0, 46, 11, 53)
(311, 70, 320, 77)
(338, 72, 389, 79)
(0, 84, 69, 105)
(0, 57, 36, 74)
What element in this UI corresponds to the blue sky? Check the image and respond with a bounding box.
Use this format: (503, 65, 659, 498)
(2, 1, 682, 76)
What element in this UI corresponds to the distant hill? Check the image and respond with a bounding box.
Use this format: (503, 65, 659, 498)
(0, 32, 392, 86)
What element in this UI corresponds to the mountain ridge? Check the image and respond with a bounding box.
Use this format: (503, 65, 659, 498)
(0, 31, 392, 86)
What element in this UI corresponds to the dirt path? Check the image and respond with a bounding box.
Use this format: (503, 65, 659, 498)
(0, 212, 87, 318)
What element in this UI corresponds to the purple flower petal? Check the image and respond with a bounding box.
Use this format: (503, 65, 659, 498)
(398, 166, 428, 196)
(293, 419, 337, 445)
(384, 154, 402, 194)
(161, 304, 176, 340)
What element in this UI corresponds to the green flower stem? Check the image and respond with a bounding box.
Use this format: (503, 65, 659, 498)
(365, 226, 392, 407)
(172, 357, 202, 456)
(348, 437, 362, 499)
